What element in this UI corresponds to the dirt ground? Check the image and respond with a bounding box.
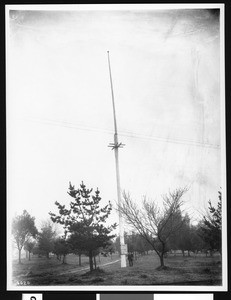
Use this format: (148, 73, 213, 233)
(11, 252, 222, 286)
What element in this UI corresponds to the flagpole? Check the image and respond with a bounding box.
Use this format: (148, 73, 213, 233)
(107, 51, 126, 268)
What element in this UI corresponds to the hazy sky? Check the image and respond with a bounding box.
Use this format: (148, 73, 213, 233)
(7, 5, 224, 231)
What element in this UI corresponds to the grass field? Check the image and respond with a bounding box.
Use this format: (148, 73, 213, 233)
(12, 252, 222, 286)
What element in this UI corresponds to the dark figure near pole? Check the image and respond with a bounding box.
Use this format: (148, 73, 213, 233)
(128, 252, 134, 266)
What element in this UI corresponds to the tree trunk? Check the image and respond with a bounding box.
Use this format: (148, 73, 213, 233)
(219, 249, 222, 260)
(29, 251, 31, 261)
(62, 254, 66, 264)
(160, 253, 165, 267)
(89, 251, 94, 272)
(18, 249, 22, 264)
(94, 255, 97, 269)
(78, 254, 81, 266)
(182, 250, 185, 257)
(160, 242, 165, 267)
(46, 252, 50, 259)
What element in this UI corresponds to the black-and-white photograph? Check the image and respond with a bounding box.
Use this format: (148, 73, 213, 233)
(6, 4, 226, 291)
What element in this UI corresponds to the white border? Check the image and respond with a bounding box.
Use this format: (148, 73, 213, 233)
(6, 285, 227, 292)
(5, 3, 227, 292)
(5, 3, 225, 11)
(219, 3, 227, 292)
(6, 3, 13, 294)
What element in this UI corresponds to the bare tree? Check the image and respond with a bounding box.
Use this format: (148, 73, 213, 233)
(117, 187, 188, 268)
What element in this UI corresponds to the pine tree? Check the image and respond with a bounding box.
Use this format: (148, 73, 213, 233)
(49, 181, 117, 271)
(53, 237, 70, 264)
(200, 191, 222, 254)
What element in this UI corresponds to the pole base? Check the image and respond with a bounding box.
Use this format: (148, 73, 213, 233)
(121, 254, 127, 268)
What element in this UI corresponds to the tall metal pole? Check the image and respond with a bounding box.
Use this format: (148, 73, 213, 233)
(107, 51, 126, 268)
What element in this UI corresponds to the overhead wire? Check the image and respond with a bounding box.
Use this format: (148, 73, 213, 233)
(22, 116, 220, 150)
